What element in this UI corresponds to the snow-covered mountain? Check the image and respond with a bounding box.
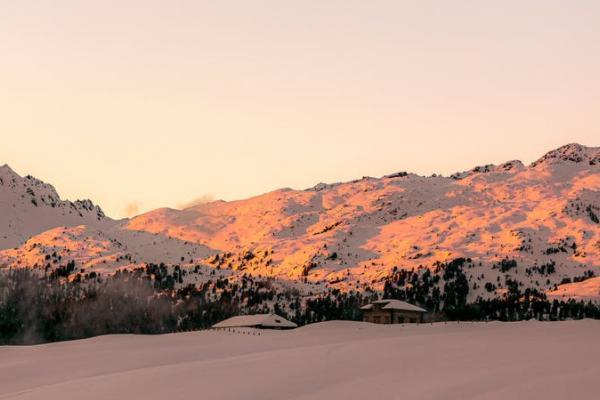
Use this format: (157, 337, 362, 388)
(0, 164, 106, 249)
(1, 144, 599, 300)
(0, 165, 213, 272)
(122, 144, 600, 295)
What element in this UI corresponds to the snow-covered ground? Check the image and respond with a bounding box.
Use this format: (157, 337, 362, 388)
(1, 320, 598, 399)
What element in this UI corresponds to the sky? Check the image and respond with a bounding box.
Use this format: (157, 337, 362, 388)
(1, 1, 599, 218)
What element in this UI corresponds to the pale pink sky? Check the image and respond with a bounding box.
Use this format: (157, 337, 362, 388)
(1, 1, 599, 218)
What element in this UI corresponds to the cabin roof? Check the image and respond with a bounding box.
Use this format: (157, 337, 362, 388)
(212, 313, 298, 329)
(360, 299, 427, 313)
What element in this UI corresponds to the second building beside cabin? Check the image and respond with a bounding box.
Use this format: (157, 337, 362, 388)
(361, 299, 427, 324)
(212, 313, 297, 330)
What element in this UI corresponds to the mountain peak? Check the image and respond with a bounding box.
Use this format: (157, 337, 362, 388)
(0, 165, 108, 249)
(450, 160, 525, 180)
(0, 164, 17, 176)
(531, 143, 600, 168)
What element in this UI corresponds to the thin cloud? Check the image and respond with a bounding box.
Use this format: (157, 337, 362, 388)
(177, 194, 215, 209)
(123, 202, 141, 217)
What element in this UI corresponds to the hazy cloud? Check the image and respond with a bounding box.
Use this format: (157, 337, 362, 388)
(177, 194, 215, 209)
(123, 202, 141, 217)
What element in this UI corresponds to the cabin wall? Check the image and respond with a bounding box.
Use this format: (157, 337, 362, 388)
(362, 309, 393, 324)
(362, 309, 424, 324)
(391, 310, 424, 323)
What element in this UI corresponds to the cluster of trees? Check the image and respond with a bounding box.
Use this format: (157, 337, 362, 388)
(0, 263, 366, 344)
(525, 261, 556, 276)
(461, 296, 600, 321)
(381, 257, 600, 321)
(382, 258, 470, 317)
(292, 289, 371, 325)
(587, 204, 599, 223)
(0, 265, 284, 344)
(1, 268, 177, 344)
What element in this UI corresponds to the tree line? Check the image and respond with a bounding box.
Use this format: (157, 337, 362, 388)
(1, 257, 599, 344)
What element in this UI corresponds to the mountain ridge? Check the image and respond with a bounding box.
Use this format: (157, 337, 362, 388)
(0, 164, 107, 249)
(1, 143, 599, 301)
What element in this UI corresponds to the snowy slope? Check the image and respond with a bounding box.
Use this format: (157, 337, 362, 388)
(0, 165, 213, 271)
(0, 224, 214, 273)
(0, 320, 598, 400)
(0, 165, 106, 249)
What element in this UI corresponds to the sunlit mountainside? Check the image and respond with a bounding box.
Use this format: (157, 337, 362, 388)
(1, 144, 599, 301)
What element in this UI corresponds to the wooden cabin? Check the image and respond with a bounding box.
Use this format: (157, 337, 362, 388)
(361, 299, 427, 324)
